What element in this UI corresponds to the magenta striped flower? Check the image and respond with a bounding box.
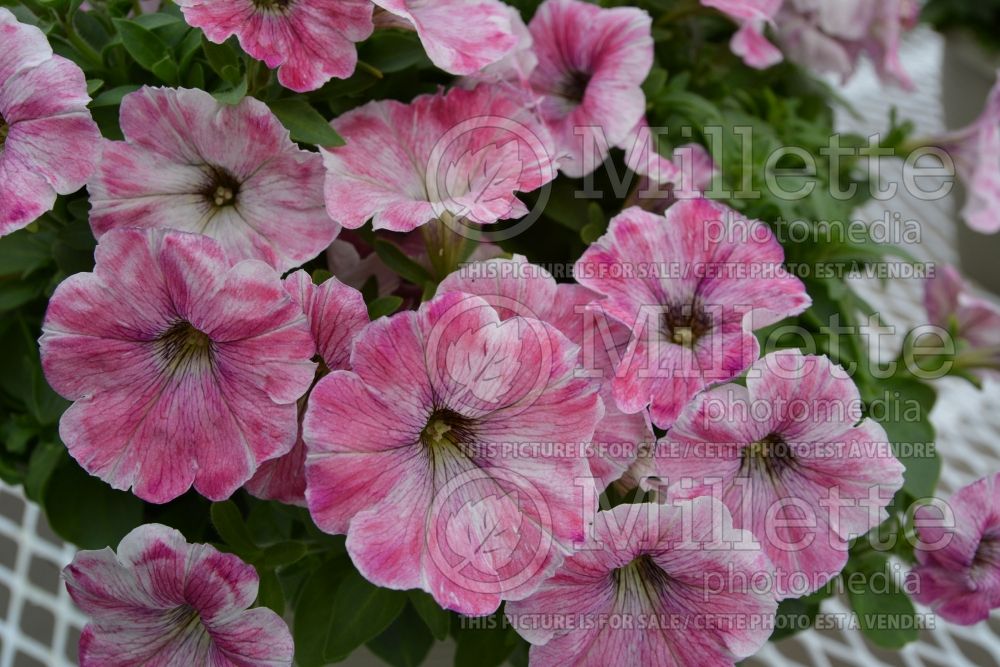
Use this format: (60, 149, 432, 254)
(438, 255, 652, 489)
(575, 199, 810, 429)
(245, 270, 369, 505)
(663, 350, 904, 598)
(40, 229, 316, 503)
(910, 473, 1000, 625)
(527, 0, 653, 176)
(65, 524, 293, 666)
(506, 498, 777, 665)
(303, 290, 602, 614)
(0, 8, 100, 236)
(178, 0, 374, 92)
(89, 87, 338, 272)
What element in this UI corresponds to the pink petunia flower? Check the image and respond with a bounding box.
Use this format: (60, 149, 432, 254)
(909, 473, 1000, 625)
(623, 120, 719, 213)
(64, 523, 293, 666)
(438, 255, 652, 489)
(662, 350, 905, 598)
(0, 8, 101, 237)
(505, 498, 778, 665)
(88, 86, 338, 272)
(245, 270, 369, 505)
(700, 0, 784, 69)
(302, 290, 602, 615)
(321, 83, 556, 232)
(773, 0, 917, 89)
(177, 0, 374, 93)
(39, 228, 316, 503)
(527, 0, 653, 177)
(574, 199, 810, 429)
(923, 265, 1000, 377)
(372, 0, 518, 75)
(920, 74, 1000, 234)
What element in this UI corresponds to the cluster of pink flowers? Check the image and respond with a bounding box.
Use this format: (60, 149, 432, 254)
(702, 0, 919, 88)
(0, 0, 997, 664)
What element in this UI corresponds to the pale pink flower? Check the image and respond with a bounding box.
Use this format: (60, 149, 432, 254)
(466, 4, 537, 85)
(623, 121, 719, 213)
(39, 229, 316, 503)
(89, 86, 338, 272)
(372, 0, 518, 75)
(774, 0, 916, 89)
(0, 8, 100, 237)
(700, 0, 784, 69)
(909, 473, 1000, 625)
(322, 83, 555, 232)
(303, 290, 602, 614)
(922, 74, 1000, 234)
(923, 265, 1000, 377)
(64, 524, 293, 666)
(527, 0, 653, 177)
(438, 255, 652, 488)
(177, 0, 373, 92)
(663, 350, 905, 598)
(574, 200, 810, 429)
(245, 270, 368, 505)
(505, 498, 777, 665)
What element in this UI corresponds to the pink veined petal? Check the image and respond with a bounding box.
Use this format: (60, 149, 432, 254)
(90, 87, 337, 271)
(0, 8, 52, 82)
(731, 20, 784, 69)
(528, 0, 653, 176)
(303, 370, 428, 534)
(0, 18, 99, 236)
(66, 524, 293, 667)
(177, 0, 373, 92)
(700, 0, 781, 22)
(323, 84, 555, 232)
(373, 0, 517, 75)
(506, 499, 777, 664)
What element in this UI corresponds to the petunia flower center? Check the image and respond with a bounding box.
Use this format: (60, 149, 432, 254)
(740, 433, 794, 478)
(556, 69, 592, 104)
(0, 114, 8, 151)
(252, 0, 292, 11)
(973, 531, 1000, 572)
(156, 320, 214, 375)
(661, 302, 712, 348)
(612, 554, 671, 606)
(420, 408, 475, 453)
(202, 166, 242, 208)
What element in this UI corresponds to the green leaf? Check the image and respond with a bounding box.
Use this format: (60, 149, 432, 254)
(266, 99, 344, 147)
(85, 78, 103, 94)
(294, 557, 351, 667)
(325, 569, 407, 661)
(0, 227, 54, 277)
(408, 590, 450, 640)
(112, 19, 178, 84)
(373, 239, 433, 286)
(846, 555, 919, 649)
(23, 441, 66, 504)
(202, 36, 242, 84)
(367, 295, 403, 320)
(90, 84, 141, 108)
(210, 501, 259, 557)
(213, 75, 247, 105)
(359, 32, 429, 73)
(255, 540, 307, 569)
(453, 613, 518, 667)
(43, 458, 144, 549)
(872, 377, 939, 499)
(256, 568, 285, 616)
(367, 604, 434, 667)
